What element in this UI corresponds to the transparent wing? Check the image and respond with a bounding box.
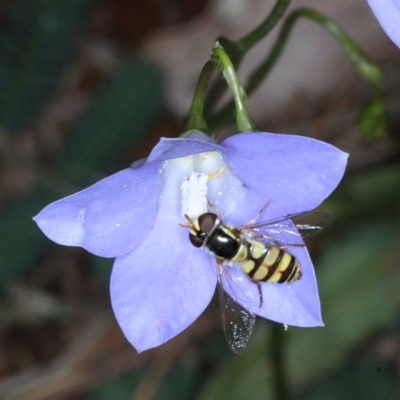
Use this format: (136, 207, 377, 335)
(239, 209, 334, 242)
(217, 270, 256, 355)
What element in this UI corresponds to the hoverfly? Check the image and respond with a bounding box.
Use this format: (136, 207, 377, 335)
(183, 205, 333, 354)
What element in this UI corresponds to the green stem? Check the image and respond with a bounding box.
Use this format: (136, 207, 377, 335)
(237, 0, 291, 52)
(183, 60, 219, 135)
(212, 45, 257, 133)
(209, 7, 383, 129)
(357, 87, 387, 139)
(204, 0, 291, 115)
(271, 323, 290, 400)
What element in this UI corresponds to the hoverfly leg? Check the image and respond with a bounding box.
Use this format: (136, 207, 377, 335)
(250, 278, 263, 308)
(251, 233, 306, 249)
(279, 243, 306, 249)
(206, 197, 223, 220)
(242, 199, 272, 228)
(250, 233, 281, 247)
(179, 214, 193, 228)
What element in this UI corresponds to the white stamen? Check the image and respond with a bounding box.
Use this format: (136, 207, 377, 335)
(181, 172, 209, 218)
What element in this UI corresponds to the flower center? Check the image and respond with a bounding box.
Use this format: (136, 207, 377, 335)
(179, 151, 227, 219)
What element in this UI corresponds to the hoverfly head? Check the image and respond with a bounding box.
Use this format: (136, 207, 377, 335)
(187, 212, 218, 248)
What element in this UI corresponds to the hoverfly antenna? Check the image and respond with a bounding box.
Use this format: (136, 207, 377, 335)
(180, 214, 194, 229)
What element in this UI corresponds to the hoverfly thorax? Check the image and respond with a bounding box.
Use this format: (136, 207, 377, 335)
(188, 212, 242, 260)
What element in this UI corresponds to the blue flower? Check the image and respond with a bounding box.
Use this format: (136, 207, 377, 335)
(367, 0, 400, 48)
(34, 132, 347, 352)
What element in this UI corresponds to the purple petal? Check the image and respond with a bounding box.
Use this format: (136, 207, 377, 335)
(147, 133, 221, 163)
(111, 156, 217, 352)
(110, 233, 216, 353)
(190, 150, 287, 226)
(223, 251, 322, 327)
(367, 0, 400, 48)
(33, 162, 161, 257)
(221, 133, 348, 214)
(221, 199, 322, 327)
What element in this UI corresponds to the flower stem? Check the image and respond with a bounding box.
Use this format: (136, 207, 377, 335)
(209, 7, 383, 129)
(183, 60, 219, 135)
(270, 323, 290, 400)
(282, 8, 382, 86)
(205, 0, 291, 115)
(357, 88, 387, 139)
(236, 0, 291, 52)
(212, 44, 257, 133)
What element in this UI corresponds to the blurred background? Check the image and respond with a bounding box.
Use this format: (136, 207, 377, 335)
(0, 0, 399, 399)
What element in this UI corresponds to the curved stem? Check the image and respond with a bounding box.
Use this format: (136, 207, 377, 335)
(237, 0, 291, 52)
(204, 0, 291, 115)
(258, 8, 383, 89)
(271, 323, 290, 400)
(212, 45, 257, 133)
(183, 60, 219, 135)
(209, 7, 383, 129)
(357, 87, 387, 139)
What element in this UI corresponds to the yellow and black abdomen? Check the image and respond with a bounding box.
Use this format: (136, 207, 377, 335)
(203, 222, 301, 285)
(238, 240, 301, 284)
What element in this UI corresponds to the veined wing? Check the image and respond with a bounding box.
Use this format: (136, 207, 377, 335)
(217, 273, 256, 355)
(240, 209, 334, 242)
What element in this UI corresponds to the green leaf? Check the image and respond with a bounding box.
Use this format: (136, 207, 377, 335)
(154, 361, 203, 400)
(197, 220, 400, 399)
(0, 190, 53, 290)
(325, 164, 400, 223)
(91, 255, 113, 287)
(88, 368, 145, 400)
(286, 220, 400, 386)
(196, 323, 273, 400)
(295, 356, 394, 400)
(89, 380, 131, 400)
(357, 94, 387, 139)
(61, 60, 163, 185)
(0, 0, 97, 131)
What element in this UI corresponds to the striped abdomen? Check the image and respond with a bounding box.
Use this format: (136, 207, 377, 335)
(232, 240, 301, 284)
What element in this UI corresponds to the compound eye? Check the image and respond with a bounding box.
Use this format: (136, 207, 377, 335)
(198, 213, 217, 233)
(189, 233, 203, 248)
